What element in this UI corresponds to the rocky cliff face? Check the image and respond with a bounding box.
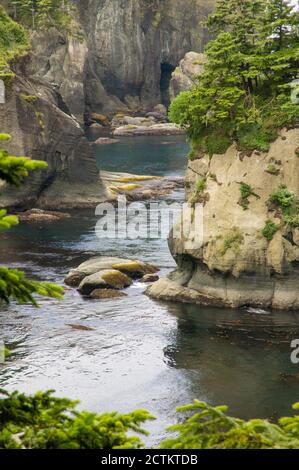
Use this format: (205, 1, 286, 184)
(79, 0, 214, 115)
(26, 0, 214, 120)
(1, 1, 215, 209)
(148, 129, 299, 310)
(0, 74, 106, 210)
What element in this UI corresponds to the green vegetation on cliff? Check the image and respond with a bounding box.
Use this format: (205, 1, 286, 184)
(1, 0, 75, 31)
(169, 0, 299, 155)
(268, 184, 299, 228)
(0, 5, 29, 78)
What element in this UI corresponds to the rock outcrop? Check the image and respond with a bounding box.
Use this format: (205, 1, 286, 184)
(148, 129, 299, 310)
(0, 75, 107, 210)
(169, 51, 206, 100)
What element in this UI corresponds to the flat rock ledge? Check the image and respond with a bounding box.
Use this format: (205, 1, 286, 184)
(101, 171, 184, 201)
(65, 256, 158, 299)
(147, 274, 299, 310)
(113, 123, 184, 136)
(146, 278, 225, 308)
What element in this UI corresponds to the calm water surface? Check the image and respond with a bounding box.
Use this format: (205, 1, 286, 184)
(1, 135, 299, 444)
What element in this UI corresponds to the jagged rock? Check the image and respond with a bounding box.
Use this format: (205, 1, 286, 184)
(26, 28, 88, 123)
(66, 324, 95, 331)
(169, 52, 206, 99)
(78, 269, 132, 295)
(148, 128, 299, 310)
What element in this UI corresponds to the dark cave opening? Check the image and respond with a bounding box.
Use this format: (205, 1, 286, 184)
(160, 62, 175, 107)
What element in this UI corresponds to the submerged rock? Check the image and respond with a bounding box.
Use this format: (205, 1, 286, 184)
(18, 209, 71, 223)
(89, 289, 128, 299)
(66, 324, 95, 331)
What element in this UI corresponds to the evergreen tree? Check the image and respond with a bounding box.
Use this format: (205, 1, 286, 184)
(1, 0, 75, 31)
(169, 0, 299, 154)
(0, 133, 64, 305)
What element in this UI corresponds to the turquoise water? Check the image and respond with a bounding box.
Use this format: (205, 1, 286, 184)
(1, 135, 299, 444)
(88, 132, 188, 176)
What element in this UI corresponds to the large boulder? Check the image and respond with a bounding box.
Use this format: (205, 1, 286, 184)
(78, 270, 132, 296)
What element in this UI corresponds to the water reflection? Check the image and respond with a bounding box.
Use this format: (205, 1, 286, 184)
(163, 303, 299, 420)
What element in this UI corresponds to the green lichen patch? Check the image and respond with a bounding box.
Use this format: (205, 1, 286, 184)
(221, 228, 244, 255)
(265, 163, 280, 176)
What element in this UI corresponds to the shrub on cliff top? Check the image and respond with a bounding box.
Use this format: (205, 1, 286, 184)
(169, 0, 299, 155)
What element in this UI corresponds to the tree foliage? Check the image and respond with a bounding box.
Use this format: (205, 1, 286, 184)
(1, 0, 75, 31)
(0, 133, 64, 305)
(0, 390, 154, 449)
(0, 5, 29, 78)
(159, 400, 299, 449)
(1, 392, 299, 449)
(169, 0, 299, 155)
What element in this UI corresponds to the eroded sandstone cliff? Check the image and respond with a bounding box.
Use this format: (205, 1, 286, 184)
(148, 129, 299, 310)
(27, 0, 214, 120)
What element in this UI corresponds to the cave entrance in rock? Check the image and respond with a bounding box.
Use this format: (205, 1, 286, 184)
(160, 62, 175, 107)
